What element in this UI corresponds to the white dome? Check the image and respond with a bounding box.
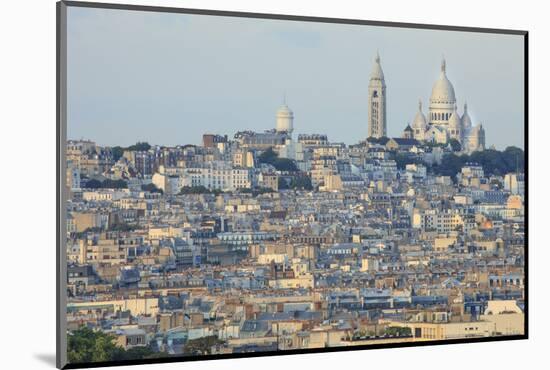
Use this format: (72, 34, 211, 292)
(370, 52, 385, 81)
(461, 102, 472, 130)
(277, 104, 293, 117)
(276, 103, 294, 133)
(430, 58, 456, 104)
(448, 105, 461, 128)
(412, 100, 427, 129)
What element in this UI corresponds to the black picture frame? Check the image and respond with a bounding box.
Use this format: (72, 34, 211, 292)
(56, 1, 528, 368)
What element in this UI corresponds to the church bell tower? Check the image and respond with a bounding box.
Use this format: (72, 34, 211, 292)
(368, 52, 387, 138)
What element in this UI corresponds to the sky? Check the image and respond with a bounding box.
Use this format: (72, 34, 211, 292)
(67, 6, 525, 149)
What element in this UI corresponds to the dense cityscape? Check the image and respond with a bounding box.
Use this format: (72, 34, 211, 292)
(65, 56, 525, 363)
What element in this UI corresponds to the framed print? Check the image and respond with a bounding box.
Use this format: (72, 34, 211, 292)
(57, 1, 528, 368)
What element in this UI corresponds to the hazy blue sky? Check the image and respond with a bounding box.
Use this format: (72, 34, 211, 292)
(67, 7, 525, 149)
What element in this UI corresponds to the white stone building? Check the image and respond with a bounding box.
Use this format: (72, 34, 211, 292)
(408, 58, 486, 153)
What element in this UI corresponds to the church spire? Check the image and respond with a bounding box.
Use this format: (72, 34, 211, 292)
(368, 50, 386, 138)
(370, 51, 385, 81)
(441, 56, 446, 74)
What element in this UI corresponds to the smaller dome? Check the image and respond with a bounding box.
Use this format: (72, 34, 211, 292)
(276, 100, 294, 134)
(276, 104, 293, 117)
(412, 100, 427, 129)
(448, 104, 461, 128)
(461, 102, 472, 130)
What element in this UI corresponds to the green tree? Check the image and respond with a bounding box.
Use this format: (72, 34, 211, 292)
(270, 158, 297, 172)
(433, 153, 465, 178)
(85, 179, 128, 189)
(141, 183, 163, 194)
(430, 147, 524, 178)
(109, 222, 137, 232)
(469, 148, 524, 176)
(111, 142, 152, 162)
(253, 187, 275, 196)
(393, 152, 418, 170)
(179, 185, 209, 194)
(384, 326, 412, 337)
(278, 177, 289, 190)
(448, 138, 462, 152)
(179, 186, 224, 195)
(258, 147, 298, 172)
(278, 175, 312, 190)
(102, 179, 128, 189)
(126, 142, 151, 152)
(111, 146, 124, 161)
(258, 147, 278, 163)
(67, 327, 123, 363)
(68, 327, 164, 364)
(292, 175, 313, 190)
(183, 336, 224, 356)
(503, 146, 525, 171)
(118, 346, 158, 361)
(86, 179, 103, 189)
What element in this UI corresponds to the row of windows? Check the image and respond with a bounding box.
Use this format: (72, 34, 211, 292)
(431, 112, 452, 121)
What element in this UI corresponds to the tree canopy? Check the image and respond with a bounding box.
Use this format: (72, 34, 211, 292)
(258, 148, 299, 172)
(384, 326, 412, 337)
(278, 175, 313, 190)
(393, 152, 421, 170)
(431, 146, 524, 178)
(127, 142, 151, 152)
(182, 336, 224, 356)
(109, 222, 138, 232)
(67, 327, 161, 364)
(179, 186, 224, 195)
(112, 142, 152, 161)
(238, 187, 274, 196)
(448, 138, 462, 152)
(86, 179, 128, 189)
(141, 183, 163, 194)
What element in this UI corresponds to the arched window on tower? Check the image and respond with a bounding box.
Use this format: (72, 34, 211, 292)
(373, 90, 378, 98)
